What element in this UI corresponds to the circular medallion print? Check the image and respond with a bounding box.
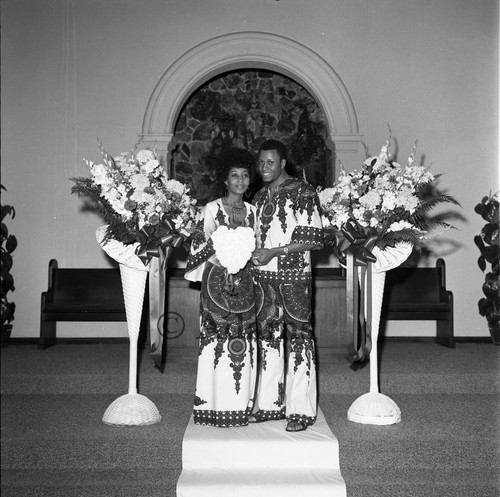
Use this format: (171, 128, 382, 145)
(207, 266, 256, 313)
(263, 201, 276, 217)
(228, 336, 247, 356)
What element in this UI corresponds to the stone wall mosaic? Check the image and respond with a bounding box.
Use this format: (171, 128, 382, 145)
(170, 70, 331, 205)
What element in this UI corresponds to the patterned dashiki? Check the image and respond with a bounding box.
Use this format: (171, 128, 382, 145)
(252, 177, 324, 427)
(185, 198, 261, 427)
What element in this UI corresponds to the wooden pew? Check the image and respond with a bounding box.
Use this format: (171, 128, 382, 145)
(39, 259, 146, 349)
(381, 258, 454, 347)
(39, 258, 453, 352)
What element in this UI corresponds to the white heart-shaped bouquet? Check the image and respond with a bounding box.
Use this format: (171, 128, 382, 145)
(211, 225, 256, 274)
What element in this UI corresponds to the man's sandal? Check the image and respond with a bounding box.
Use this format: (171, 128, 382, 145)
(286, 420, 307, 432)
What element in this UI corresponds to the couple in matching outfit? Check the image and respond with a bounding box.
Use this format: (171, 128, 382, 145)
(185, 139, 324, 433)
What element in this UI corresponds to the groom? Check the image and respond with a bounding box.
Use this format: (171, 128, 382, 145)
(251, 139, 324, 432)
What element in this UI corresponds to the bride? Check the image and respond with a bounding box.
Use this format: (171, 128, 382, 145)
(185, 147, 260, 427)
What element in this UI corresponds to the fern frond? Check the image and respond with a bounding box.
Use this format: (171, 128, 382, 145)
(428, 210, 467, 224)
(71, 177, 100, 198)
(418, 194, 461, 212)
(70, 177, 136, 244)
(378, 229, 423, 249)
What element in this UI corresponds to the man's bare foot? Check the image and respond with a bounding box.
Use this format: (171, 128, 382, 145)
(286, 420, 307, 432)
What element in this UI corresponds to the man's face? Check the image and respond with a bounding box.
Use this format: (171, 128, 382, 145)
(258, 149, 285, 184)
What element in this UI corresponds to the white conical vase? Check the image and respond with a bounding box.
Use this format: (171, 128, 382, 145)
(347, 242, 412, 425)
(97, 227, 161, 426)
(102, 264, 162, 426)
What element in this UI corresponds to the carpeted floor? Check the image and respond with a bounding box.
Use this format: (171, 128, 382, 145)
(1, 341, 499, 497)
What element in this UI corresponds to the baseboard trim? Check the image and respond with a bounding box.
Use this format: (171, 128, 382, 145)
(380, 336, 493, 344)
(8, 337, 130, 345)
(5, 335, 494, 347)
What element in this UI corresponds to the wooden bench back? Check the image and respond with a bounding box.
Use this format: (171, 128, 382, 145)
(384, 267, 441, 304)
(51, 268, 124, 309)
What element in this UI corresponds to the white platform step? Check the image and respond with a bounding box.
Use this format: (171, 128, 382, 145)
(177, 468, 346, 497)
(177, 408, 347, 497)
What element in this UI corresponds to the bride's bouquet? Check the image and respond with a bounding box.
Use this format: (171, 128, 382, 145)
(318, 137, 460, 263)
(71, 140, 197, 267)
(211, 224, 255, 295)
(211, 225, 256, 274)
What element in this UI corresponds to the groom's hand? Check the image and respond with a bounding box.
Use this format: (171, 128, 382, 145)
(252, 248, 278, 266)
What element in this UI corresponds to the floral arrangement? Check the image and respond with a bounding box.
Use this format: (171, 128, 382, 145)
(318, 138, 460, 258)
(71, 140, 197, 265)
(211, 225, 256, 274)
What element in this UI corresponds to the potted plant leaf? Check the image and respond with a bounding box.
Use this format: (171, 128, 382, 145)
(474, 192, 499, 345)
(1, 184, 17, 347)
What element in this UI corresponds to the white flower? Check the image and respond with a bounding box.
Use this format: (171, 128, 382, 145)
(382, 191, 398, 211)
(154, 190, 167, 205)
(388, 220, 414, 232)
(106, 190, 131, 218)
(336, 210, 350, 227)
(140, 159, 159, 175)
(130, 173, 150, 191)
(359, 190, 381, 210)
(379, 141, 390, 162)
(211, 225, 256, 274)
(117, 184, 127, 196)
(89, 162, 112, 186)
(405, 165, 434, 185)
(394, 187, 419, 213)
(136, 149, 156, 165)
(165, 179, 185, 196)
(131, 190, 155, 206)
(339, 174, 352, 188)
(352, 207, 367, 225)
(113, 154, 129, 167)
(317, 187, 336, 208)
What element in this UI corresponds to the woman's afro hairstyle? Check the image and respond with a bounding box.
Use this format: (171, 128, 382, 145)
(216, 147, 256, 185)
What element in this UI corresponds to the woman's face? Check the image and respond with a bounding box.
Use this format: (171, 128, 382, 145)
(225, 167, 250, 196)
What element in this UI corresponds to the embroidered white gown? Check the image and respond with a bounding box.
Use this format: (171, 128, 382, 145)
(185, 198, 261, 427)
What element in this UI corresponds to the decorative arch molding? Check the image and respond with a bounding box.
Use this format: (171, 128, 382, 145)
(140, 31, 363, 170)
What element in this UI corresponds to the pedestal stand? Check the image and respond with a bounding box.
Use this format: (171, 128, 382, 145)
(347, 242, 412, 425)
(102, 264, 161, 426)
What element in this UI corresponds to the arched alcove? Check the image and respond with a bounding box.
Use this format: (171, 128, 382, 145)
(140, 32, 363, 174)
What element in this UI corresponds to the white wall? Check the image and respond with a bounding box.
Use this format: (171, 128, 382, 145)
(1, 0, 498, 339)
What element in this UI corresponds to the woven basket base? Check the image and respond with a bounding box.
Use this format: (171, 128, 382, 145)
(102, 393, 162, 426)
(347, 392, 401, 425)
